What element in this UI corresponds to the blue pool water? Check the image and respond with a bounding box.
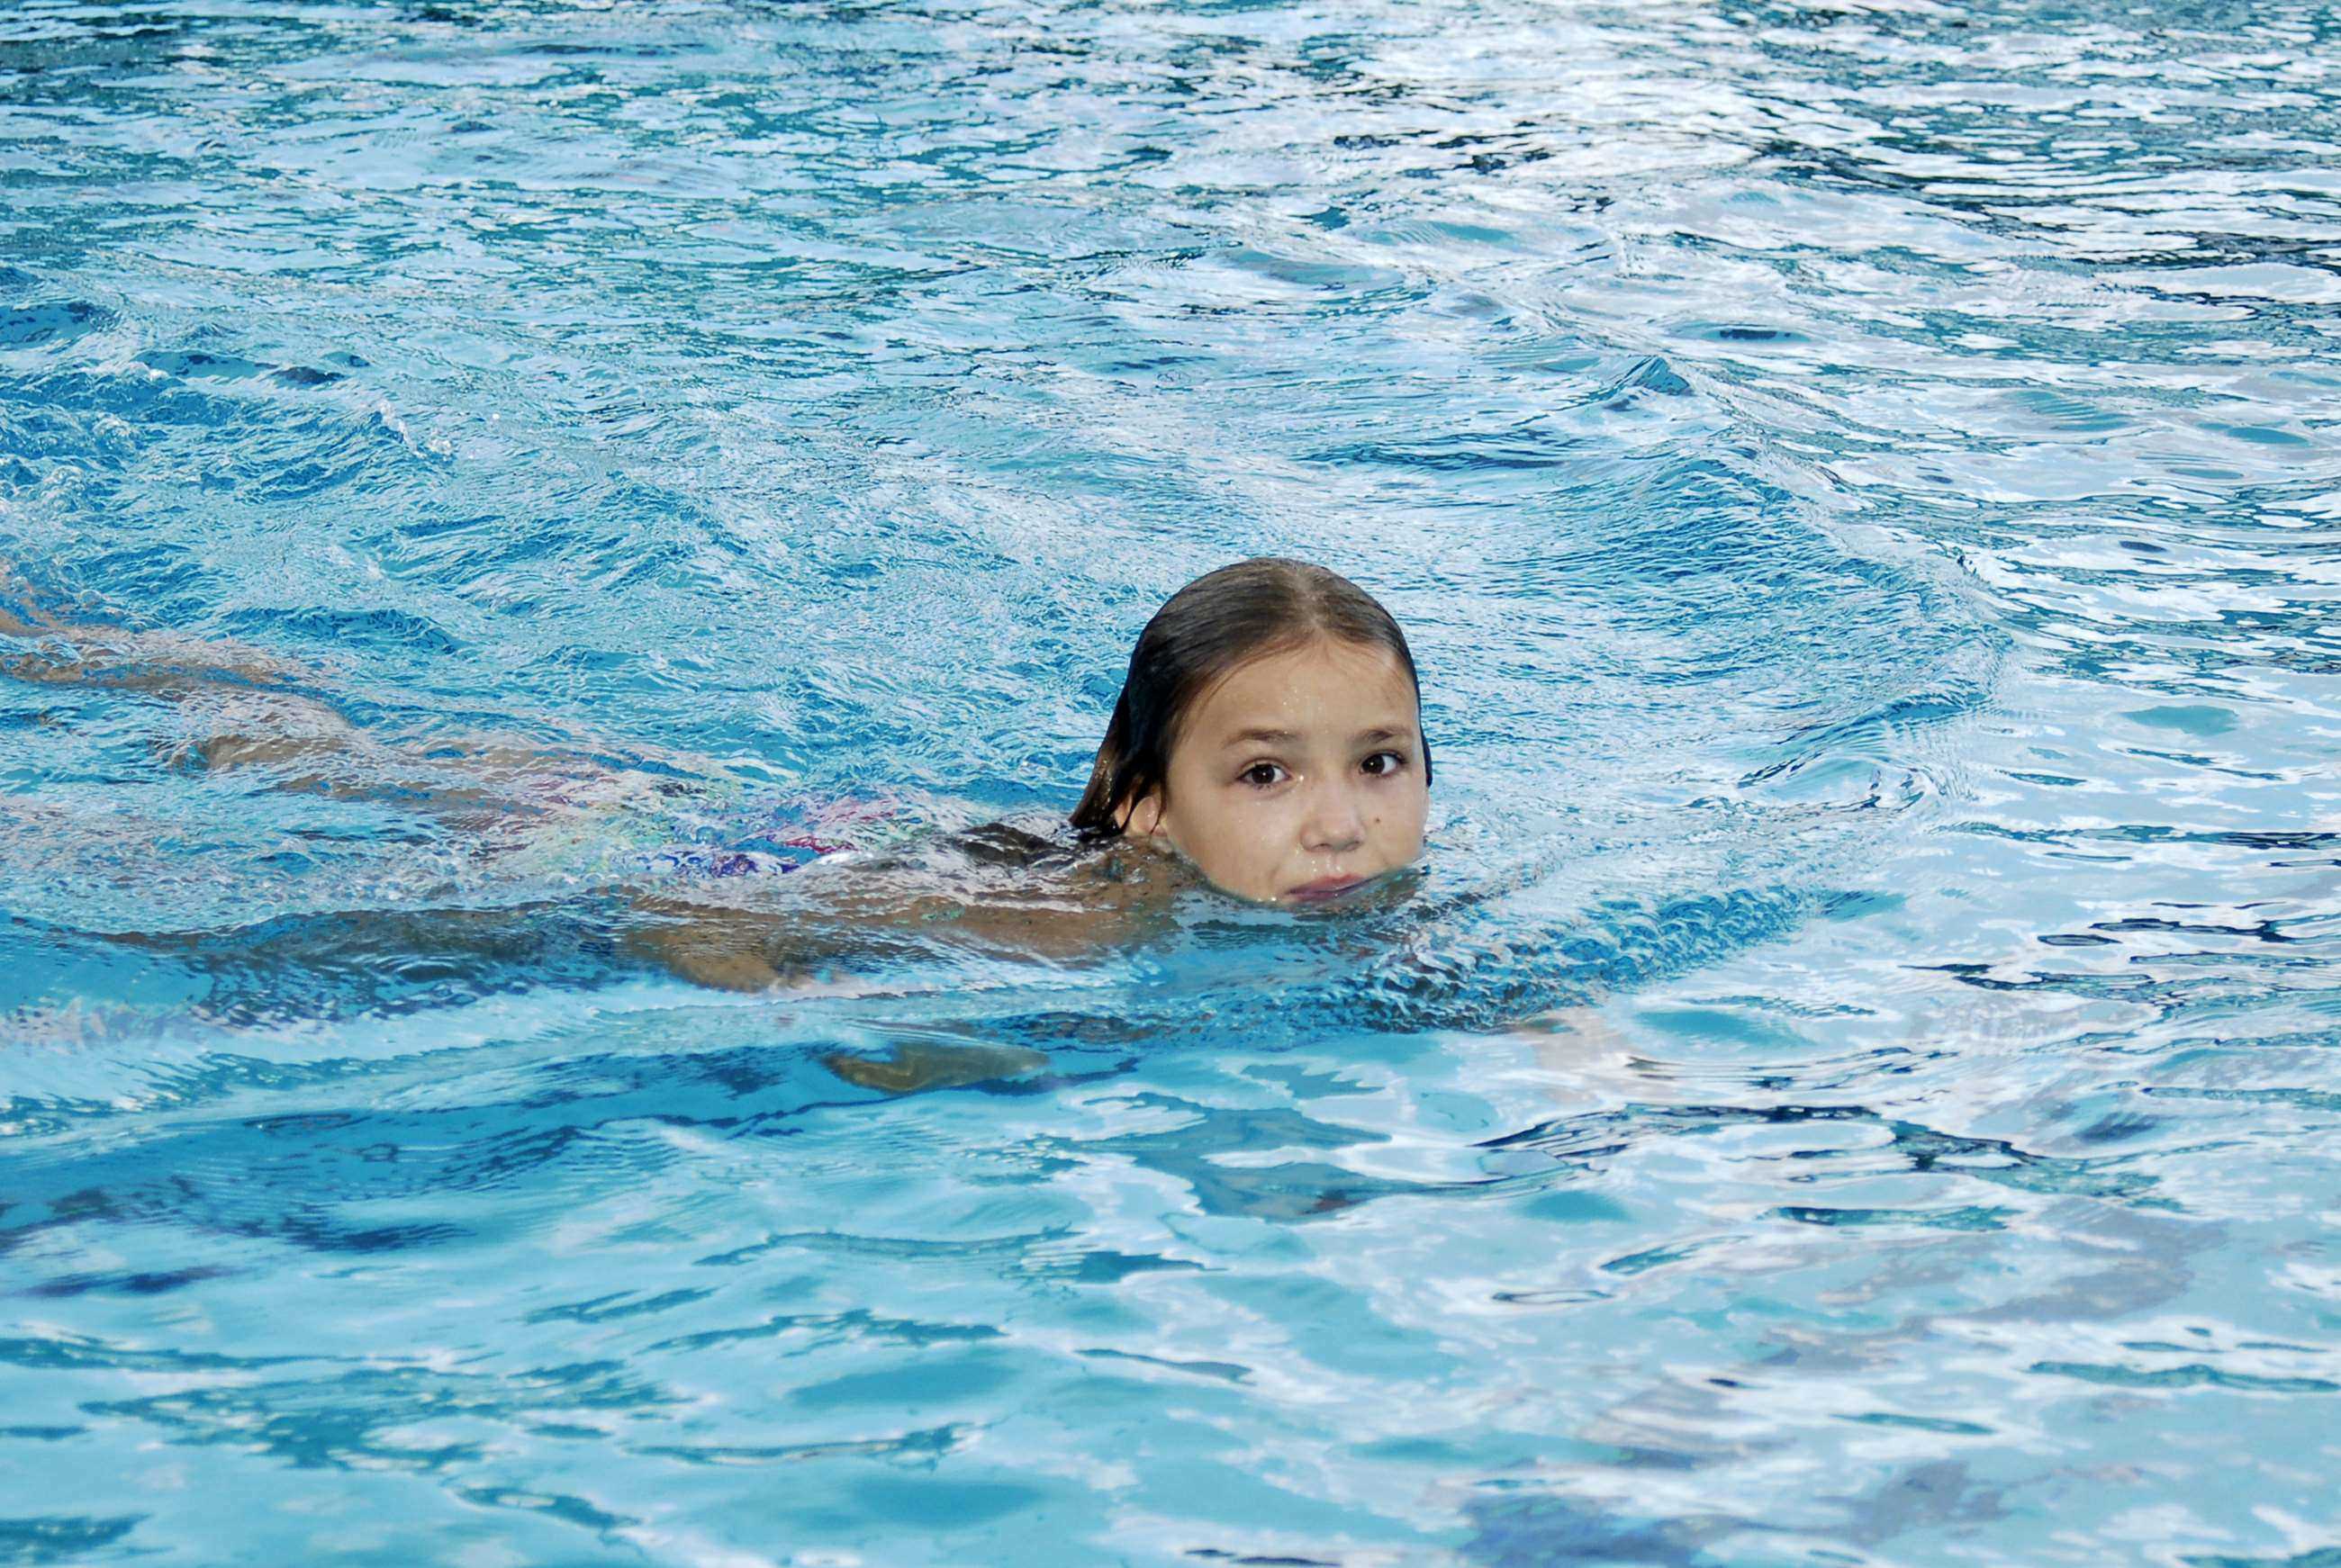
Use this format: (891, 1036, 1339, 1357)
(4, 0, 2338, 1561)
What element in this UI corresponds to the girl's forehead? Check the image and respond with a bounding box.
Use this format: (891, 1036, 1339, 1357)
(1190, 640, 1420, 731)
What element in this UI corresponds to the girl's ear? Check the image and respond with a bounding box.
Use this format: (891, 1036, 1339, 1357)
(1117, 792, 1166, 840)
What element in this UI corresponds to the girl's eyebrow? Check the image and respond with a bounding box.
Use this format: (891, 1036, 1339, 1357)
(1222, 726, 1300, 748)
(1220, 723, 1416, 749)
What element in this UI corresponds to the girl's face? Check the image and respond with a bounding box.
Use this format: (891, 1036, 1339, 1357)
(1125, 637, 1430, 906)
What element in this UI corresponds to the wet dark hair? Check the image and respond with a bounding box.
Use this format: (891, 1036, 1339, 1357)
(1071, 557, 1430, 838)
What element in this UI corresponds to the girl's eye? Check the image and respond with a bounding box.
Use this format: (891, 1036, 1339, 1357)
(1240, 761, 1288, 789)
(1360, 750, 1406, 777)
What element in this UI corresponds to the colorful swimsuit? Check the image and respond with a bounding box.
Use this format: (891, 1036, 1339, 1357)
(499, 774, 899, 886)
(633, 795, 895, 879)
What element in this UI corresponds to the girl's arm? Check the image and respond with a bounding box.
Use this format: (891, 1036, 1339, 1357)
(619, 857, 1164, 995)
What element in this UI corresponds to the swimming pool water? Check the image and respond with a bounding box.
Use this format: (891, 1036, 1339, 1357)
(3, 0, 2337, 1562)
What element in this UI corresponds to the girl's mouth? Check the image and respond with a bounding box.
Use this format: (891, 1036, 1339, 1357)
(1286, 875, 1367, 903)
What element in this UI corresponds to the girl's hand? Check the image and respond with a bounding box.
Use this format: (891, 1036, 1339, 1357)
(826, 1040, 1048, 1095)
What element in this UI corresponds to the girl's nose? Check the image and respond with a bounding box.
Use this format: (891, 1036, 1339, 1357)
(1302, 779, 1367, 854)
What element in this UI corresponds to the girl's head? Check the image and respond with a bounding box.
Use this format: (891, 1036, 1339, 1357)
(1071, 558, 1431, 905)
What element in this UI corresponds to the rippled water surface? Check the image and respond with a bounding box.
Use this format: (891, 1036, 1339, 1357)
(4, 0, 2339, 1562)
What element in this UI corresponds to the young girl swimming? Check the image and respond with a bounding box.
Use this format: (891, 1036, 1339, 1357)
(1071, 556, 1432, 906)
(3, 557, 1433, 993)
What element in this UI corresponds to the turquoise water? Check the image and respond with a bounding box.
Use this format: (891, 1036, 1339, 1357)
(4, 0, 2338, 1561)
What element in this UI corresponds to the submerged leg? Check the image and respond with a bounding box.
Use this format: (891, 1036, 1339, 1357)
(0, 563, 309, 694)
(0, 561, 654, 827)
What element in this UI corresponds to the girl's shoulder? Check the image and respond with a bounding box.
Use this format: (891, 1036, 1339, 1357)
(639, 791, 1178, 907)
